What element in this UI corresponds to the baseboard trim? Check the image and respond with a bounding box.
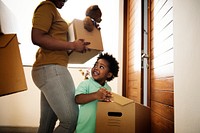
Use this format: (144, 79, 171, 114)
(0, 126, 38, 133)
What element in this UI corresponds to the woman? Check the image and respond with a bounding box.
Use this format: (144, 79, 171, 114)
(31, 0, 90, 133)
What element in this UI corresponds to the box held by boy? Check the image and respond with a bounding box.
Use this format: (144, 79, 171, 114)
(96, 93, 150, 133)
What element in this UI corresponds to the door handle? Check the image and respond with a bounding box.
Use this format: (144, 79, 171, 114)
(141, 52, 149, 69)
(141, 53, 149, 59)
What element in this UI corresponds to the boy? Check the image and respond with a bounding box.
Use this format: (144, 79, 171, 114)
(75, 53, 119, 133)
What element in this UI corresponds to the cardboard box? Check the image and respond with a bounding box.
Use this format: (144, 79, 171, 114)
(0, 34, 27, 96)
(96, 93, 150, 133)
(67, 19, 103, 64)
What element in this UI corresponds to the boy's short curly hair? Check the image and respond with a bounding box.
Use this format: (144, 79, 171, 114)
(97, 53, 119, 81)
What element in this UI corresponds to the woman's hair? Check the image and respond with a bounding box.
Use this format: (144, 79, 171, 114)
(97, 53, 119, 81)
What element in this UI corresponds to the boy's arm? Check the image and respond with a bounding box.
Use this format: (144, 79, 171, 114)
(75, 88, 112, 104)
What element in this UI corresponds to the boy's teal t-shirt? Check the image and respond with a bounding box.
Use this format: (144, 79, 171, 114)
(75, 77, 111, 133)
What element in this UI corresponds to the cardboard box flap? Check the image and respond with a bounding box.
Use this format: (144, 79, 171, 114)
(111, 93, 133, 106)
(0, 34, 17, 48)
(72, 19, 103, 50)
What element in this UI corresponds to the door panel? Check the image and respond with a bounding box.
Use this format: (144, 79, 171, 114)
(150, 0, 174, 132)
(123, 0, 174, 132)
(125, 0, 142, 103)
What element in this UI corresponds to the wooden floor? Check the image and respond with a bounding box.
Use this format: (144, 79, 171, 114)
(0, 127, 38, 133)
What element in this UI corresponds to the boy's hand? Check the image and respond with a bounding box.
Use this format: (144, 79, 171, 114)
(96, 88, 112, 102)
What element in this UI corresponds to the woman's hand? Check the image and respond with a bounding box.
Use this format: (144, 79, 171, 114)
(73, 39, 90, 53)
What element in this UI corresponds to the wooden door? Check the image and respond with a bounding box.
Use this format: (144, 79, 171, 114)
(123, 0, 174, 132)
(150, 0, 174, 132)
(123, 0, 142, 103)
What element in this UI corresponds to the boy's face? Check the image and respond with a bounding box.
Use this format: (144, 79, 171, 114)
(91, 59, 112, 85)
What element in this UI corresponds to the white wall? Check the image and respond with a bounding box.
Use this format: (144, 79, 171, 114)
(0, 0, 123, 127)
(174, 0, 200, 132)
